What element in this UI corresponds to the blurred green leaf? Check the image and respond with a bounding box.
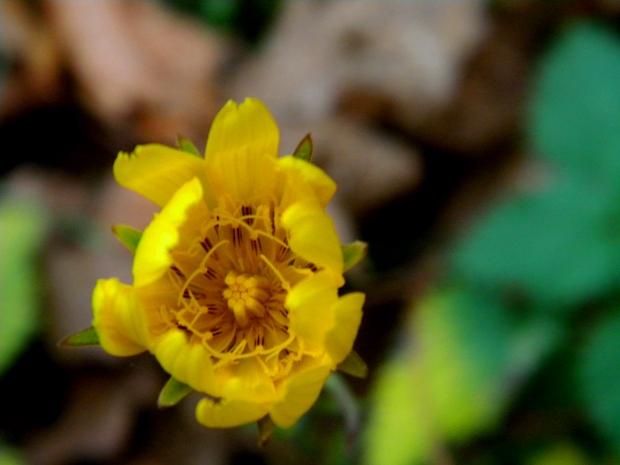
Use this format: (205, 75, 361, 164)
(365, 287, 563, 465)
(527, 442, 591, 465)
(365, 288, 512, 465)
(199, 0, 239, 29)
(529, 21, 620, 181)
(0, 195, 49, 375)
(452, 171, 620, 307)
(162, 0, 282, 44)
(578, 311, 620, 456)
(364, 356, 431, 465)
(0, 444, 26, 465)
(505, 316, 564, 392)
(455, 21, 620, 309)
(417, 288, 513, 439)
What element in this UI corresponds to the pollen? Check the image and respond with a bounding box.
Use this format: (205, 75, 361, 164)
(223, 271, 270, 327)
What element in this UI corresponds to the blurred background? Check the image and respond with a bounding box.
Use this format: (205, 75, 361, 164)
(2, 1, 620, 464)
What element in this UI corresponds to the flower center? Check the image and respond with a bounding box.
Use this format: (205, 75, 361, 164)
(163, 201, 320, 374)
(222, 271, 269, 328)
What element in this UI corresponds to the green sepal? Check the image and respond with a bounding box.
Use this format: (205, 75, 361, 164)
(112, 225, 143, 254)
(176, 135, 202, 157)
(337, 350, 368, 378)
(293, 133, 313, 162)
(342, 241, 368, 272)
(257, 415, 276, 447)
(158, 376, 194, 408)
(59, 327, 100, 347)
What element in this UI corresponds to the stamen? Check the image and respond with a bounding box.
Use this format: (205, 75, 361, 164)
(214, 215, 220, 236)
(241, 205, 254, 226)
(230, 227, 240, 246)
(276, 238, 290, 262)
(260, 254, 291, 291)
(200, 237, 213, 252)
(269, 207, 276, 235)
(216, 210, 289, 249)
(204, 267, 218, 280)
(171, 265, 185, 278)
(177, 239, 228, 306)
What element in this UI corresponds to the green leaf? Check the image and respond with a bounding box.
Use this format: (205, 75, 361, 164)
(157, 376, 193, 408)
(293, 133, 313, 162)
(342, 241, 368, 273)
(577, 311, 620, 455)
(337, 350, 368, 378)
(451, 21, 620, 313)
(0, 195, 50, 375)
(529, 21, 620, 181)
(176, 135, 202, 157)
(257, 415, 276, 447)
(59, 327, 99, 347)
(505, 316, 564, 388)
(528, 443, 591, 465)
(112, 225, 143, 254)
(0, 443, 26, 465)
(199, 0, 240, 30)
(364, 287, 517, 465)
(416, 288, 514, 437)
(364, 356, 431, 465)
(451, 171, 620, 307)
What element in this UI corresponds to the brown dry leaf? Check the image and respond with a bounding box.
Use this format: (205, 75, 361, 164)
(394, 3, 563, 156)
(42, 0, 228, 143)
(24, 365, 159, 465)
(0, 1, 62, 118)
(228, 1, 488, 215)
(312, 117, 422, 215)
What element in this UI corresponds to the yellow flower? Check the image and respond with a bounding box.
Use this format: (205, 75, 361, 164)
(92, 98, 365, 429)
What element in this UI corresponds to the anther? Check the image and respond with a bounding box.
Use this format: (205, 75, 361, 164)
(223, 271, 272, 328)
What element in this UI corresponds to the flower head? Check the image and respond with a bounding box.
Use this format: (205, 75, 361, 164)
(91, 98, 365, 429)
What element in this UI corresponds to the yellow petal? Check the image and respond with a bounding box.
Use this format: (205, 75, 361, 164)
(286, 271, 338, 353)
(277, 156, 337, 207)
(270, 355, 332, 427)
(196, 396, 272, 428)
(114, 144, 207, 207)
(325, 292, 365, 364)
(92, 278, 149, 356)
(216, 357, 278, 404)
(205, 98, 280, 202)
(152, 330, 218, 395)
(206, 98, 279, 163)
(194, 357, 278, 428)
(133, 178, 203, 288)
(282, 201, 344, 274)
